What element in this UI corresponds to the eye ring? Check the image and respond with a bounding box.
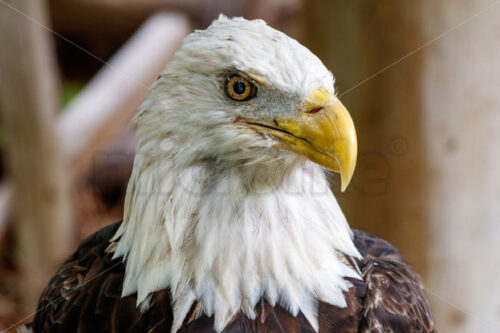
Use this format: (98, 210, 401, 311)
(224, 74, 257, 101)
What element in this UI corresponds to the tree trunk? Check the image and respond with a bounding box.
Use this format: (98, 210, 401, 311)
(0, 0, 72, 312)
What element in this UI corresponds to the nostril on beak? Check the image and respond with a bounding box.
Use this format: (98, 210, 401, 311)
(306, 107, 323, 114)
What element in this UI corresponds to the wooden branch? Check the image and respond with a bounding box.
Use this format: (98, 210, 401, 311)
(0, 0, 72, 311)
(57, 12, 191, 176)
(0, 12, 191, 243)
(0, 184, 12, 240)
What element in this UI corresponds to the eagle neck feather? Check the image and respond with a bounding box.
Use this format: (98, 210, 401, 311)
(113, 150, 361, 332)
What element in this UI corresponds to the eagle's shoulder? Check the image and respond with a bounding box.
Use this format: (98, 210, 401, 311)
(31, 223, 436, 333)
(352, 229, 436, 333)
(32, 222, 172, 333)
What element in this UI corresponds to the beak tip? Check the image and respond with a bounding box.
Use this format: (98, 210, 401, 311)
(340, 178, 350, 192)
(339, 163, 355, 192)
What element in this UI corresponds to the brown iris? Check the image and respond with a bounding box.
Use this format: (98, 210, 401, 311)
(224, 74, 257, 101)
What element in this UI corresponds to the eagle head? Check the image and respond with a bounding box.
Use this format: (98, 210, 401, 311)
(134, 15, 356, 191)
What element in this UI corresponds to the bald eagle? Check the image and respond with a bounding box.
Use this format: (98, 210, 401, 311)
(31, 16, 435, 333)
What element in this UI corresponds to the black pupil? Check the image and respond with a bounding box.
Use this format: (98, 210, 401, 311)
(233, 81, 246, 94)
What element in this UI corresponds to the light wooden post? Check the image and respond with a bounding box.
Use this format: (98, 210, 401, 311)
(420, 1, 500, 331)
(0, 0, 72, 311)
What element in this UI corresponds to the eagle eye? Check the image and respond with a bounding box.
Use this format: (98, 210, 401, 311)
(224, 74, 257, 101)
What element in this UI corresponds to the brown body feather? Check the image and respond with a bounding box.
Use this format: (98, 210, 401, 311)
(31, 222, 435, 332)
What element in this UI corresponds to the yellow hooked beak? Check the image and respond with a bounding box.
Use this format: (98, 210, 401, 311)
(247, 89, 357, 191)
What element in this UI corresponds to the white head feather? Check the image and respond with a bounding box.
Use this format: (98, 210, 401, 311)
(112, 15, 361, 332)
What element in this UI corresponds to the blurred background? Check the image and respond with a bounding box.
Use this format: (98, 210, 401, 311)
(0, 0, 499, 332)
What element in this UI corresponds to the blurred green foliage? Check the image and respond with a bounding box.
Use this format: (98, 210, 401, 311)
(61, 80, 84, 108)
